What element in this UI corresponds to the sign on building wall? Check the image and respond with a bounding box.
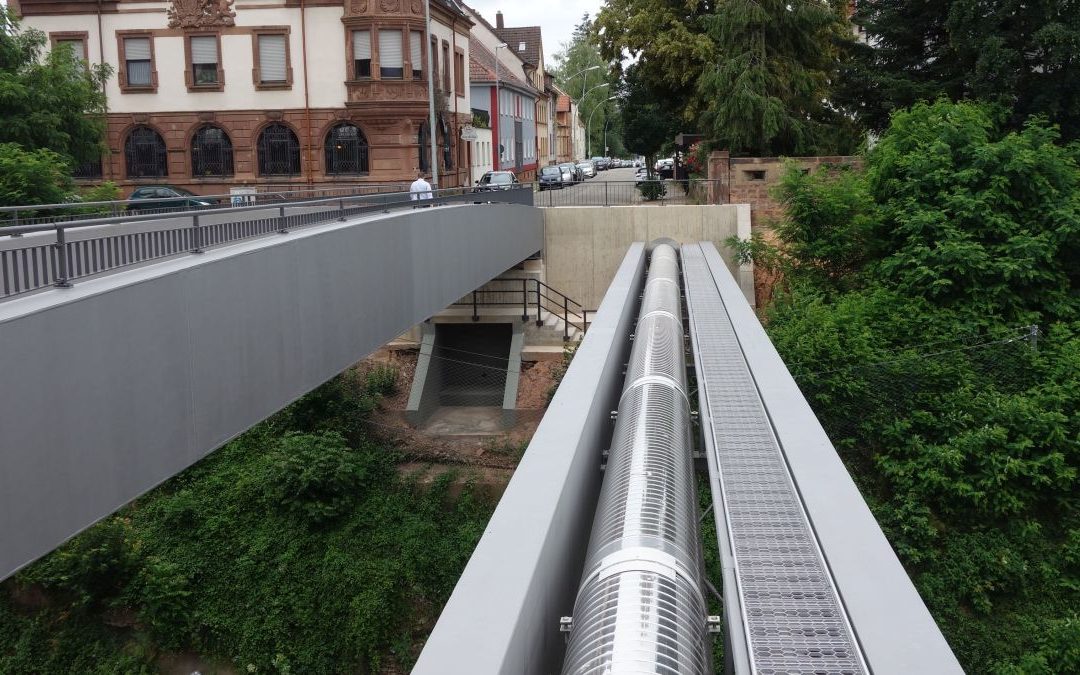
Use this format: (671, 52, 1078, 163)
(460, 125, 479, 141)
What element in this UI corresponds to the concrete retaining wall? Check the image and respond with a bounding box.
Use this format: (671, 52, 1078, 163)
(542, 205, 752, 310)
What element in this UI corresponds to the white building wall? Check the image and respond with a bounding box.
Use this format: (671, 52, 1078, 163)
(469, 127, 493, 182)
(25, 2, 467, 114)
(574, 107, 586, 161)
(428, 19, 470, 113)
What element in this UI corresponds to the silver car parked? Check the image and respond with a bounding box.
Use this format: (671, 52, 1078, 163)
(577, 161, 596, 179)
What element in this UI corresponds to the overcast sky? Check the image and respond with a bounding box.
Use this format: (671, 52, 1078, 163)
(464, 0, 605, 62)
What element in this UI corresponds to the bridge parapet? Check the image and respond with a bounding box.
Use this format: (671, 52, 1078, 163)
(0, 186, 532, 299)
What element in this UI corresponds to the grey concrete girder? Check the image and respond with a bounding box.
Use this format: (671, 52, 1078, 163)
(0, 203, 543, 580)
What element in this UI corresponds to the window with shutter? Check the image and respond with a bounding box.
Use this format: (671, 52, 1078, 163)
(58, 39, 86, 63)
(124, 37, 152, 87)
(352, 30, 371, 78)
(410, 31, 423, 78)
(441, 41, 449, 92)
(258, 34, 287, 84)
(454, 51, 464, 93)
(190, 36, 219, 86)
(379, 30, 403, 79)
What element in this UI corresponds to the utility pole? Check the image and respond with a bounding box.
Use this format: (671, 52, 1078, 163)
(424, 0, 438, 188)
(494, 43, 507, 170)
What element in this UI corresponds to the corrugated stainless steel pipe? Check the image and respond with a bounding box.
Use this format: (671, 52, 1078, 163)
(562, 244, 710, 674)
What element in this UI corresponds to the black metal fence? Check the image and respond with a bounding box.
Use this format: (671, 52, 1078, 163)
(535, 179, 721, 207)
(0, 186, 533, 300)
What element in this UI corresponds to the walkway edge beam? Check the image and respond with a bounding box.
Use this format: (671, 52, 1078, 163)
(414, 243, 648, 675)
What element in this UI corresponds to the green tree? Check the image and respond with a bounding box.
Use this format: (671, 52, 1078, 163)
(0, 6, 110, 166)
(593, 0, 714, 123)
(552, 13, 623, 157)
(848, 0, 1080, 140)
(619, 64, 676, 170)
(697, 0, 861, 155)
(757, 99, 1080, 671)
(0, 143, 73, 207)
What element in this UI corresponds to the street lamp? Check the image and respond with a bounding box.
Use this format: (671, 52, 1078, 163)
(579, 81, 609, 160)
(564, 65, 600, 160)
(423, 0, 438, 188)
(494, 43, 508, 168)
(568, 64, 602, 104)
(586, 95, 618, 158)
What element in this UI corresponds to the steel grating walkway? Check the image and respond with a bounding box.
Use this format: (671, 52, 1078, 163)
(681, 243, 867, 675)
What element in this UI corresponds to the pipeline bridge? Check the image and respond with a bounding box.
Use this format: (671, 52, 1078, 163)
(0, 188, 962, 674)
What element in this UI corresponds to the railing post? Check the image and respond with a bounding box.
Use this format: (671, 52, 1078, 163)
(338, 198, 346, 221)
(278, 205, 288, 234)
(563, 294, 570, 341)
(535, 280, 544, 327)
(190, 214, 203, 254)
(53, 225, 72, 288)
(471, 290, 480, 322)
(604, 181, 609, 207)
(521, 278, 529, 322)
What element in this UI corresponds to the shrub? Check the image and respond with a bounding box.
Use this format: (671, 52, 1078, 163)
(637, 179, 667, 201)
(264, 431, 383, 524)
(19, 517, 139, 610)
(0, 143, 73, 208)
(365, 364, 398, 396)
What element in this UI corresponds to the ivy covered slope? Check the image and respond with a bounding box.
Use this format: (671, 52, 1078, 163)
(757, 100, 1079, 673)
(0, 367, 494, 673)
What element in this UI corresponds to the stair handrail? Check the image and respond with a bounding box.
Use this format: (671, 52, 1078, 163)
(457, 277, 594, 340)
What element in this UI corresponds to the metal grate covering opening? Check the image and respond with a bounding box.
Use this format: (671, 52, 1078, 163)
(681, 244, 867, 675)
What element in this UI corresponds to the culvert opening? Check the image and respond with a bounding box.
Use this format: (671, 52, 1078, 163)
(434, 323, 513, 407)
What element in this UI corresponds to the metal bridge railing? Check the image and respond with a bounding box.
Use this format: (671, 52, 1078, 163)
(0, 183, 414, 229)
(0, 185, 532, 300)
(453, 277, 593, 341)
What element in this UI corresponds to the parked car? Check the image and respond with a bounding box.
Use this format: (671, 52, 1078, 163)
(577, 161, 596, 179)
(538, 166, 565, 190)
(592, 156, 609, 171)
(557, 162, 579, 183)
(635, 167, 649, 183)
(127, 185, 216, 211)
(473, 171, 520, 192)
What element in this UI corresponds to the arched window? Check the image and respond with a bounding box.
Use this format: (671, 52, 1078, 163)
(124, 126, 168, 178)
(418, 121, 429, 173)
(324, 123, 369, 175)
(256, 123, 301, 176)
(418, 118, 452, 173)
(191, 126, 234, 177)
(439, 116, 452, 171)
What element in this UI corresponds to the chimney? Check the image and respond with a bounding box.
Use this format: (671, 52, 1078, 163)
(496, 11, 504, 29)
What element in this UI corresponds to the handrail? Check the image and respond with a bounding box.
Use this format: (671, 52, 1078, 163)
(0, 183, 414, 223)
(456, 277, 594, 341)
(0, 185, 533, 299)
(1, 185, 525, 238)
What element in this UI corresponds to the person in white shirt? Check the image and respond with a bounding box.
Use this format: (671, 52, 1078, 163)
(410, 172, 433, 205)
